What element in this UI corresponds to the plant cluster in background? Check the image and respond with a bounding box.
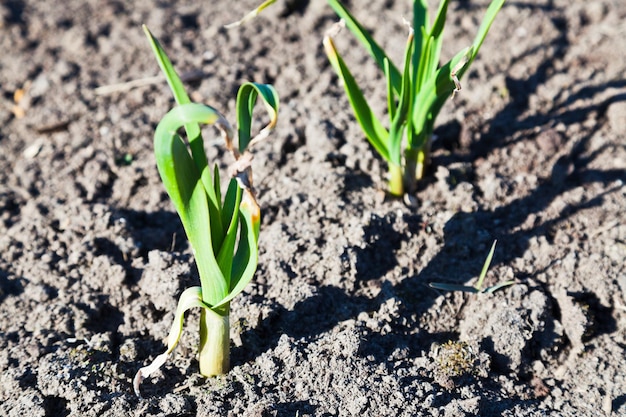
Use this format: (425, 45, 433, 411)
(324, 0, 505, 196)
(134, 26, 278, 396)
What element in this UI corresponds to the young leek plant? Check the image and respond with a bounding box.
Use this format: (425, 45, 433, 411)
(134, 26, 279, 396)
(224, 0, 277, 28)
(323, 0, 505, 197)
(429, 240, 515, 294)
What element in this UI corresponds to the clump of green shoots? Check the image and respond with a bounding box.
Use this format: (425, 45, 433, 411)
(429, 240, 515, 294)
(323, 0, 505, 197)
(134, 26, 279, 396)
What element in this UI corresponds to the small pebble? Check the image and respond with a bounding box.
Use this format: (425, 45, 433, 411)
(606, 101, 626, 133)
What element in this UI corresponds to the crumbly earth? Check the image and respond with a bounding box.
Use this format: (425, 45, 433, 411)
(1, 0, 625, 416)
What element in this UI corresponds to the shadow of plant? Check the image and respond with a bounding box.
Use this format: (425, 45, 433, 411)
(0, 270, 24, 303)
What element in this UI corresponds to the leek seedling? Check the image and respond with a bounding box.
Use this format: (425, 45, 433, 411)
(429, 240, 515, 294)
(225, 0, 277, 28)
(323, 0, 505, 196)
(134, 26, 279, 396)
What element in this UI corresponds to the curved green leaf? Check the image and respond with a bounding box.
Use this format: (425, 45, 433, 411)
(236, 82, 279, 152)
(133, 287, 208, 396)
(425, 0, 449, 79)
(143, 25, 224, 241)
(154, 104, 229, 306)
(469, 0, 506, 70)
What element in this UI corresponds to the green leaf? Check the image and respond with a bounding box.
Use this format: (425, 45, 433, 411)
(388, 32, 415, 166)
(142, 25, 192, 106)
(468, 0, 506, 71)
(384, 58, 396, 120)
(414, 28, 431, 91)
(428, 282, 479, 294)
(411, 0, 427, 88)
(236, 82, 279, 152)
(143, 25, 201, 157)
(474, 240, 497, 291)
(221, 178, 240, 236)
(216, 179, 242, 288)
(430, 0, 450, 39)
(213, 164, 222, 205)
(428, 240, 515, 295)
(326, 0, 402, 95)
(224, 0, 277, 28)
(413, 0, 450, 93)
(418, 0, 448, 87)
(410, 46, 471, 146)
(133, 286, 208, 396)
(154, 103, 229, 306)
(437, 0, 506, 87)
(213, 189, 260, 309)
(323, 35, 390, 162)
(412, 0, 428, 47)
(143, 25, 224, 241)
(484, 281, 516, 294)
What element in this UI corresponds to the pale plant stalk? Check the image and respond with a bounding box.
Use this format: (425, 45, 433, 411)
(199, 308, 230, 375)
(134, 26, 278, 397)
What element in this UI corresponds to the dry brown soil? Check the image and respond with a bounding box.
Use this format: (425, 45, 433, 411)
(1, 0, 625, 416)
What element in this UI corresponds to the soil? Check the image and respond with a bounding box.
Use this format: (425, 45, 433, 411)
(1, 0, 625, 416)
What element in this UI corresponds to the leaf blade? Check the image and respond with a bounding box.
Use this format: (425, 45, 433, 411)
(154, 103, 230, 306)
(326, 0, 402, 95)
(323, 35, 390, 162)
(224, 0, 277, 28)
(474, 240, 497, 291)
(428, 282, 479, 294)
(213, 189, 260, 309)
(236, 82, 279, 152)
(143, 25, 225, 242)
(133, 287, 208, 396)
